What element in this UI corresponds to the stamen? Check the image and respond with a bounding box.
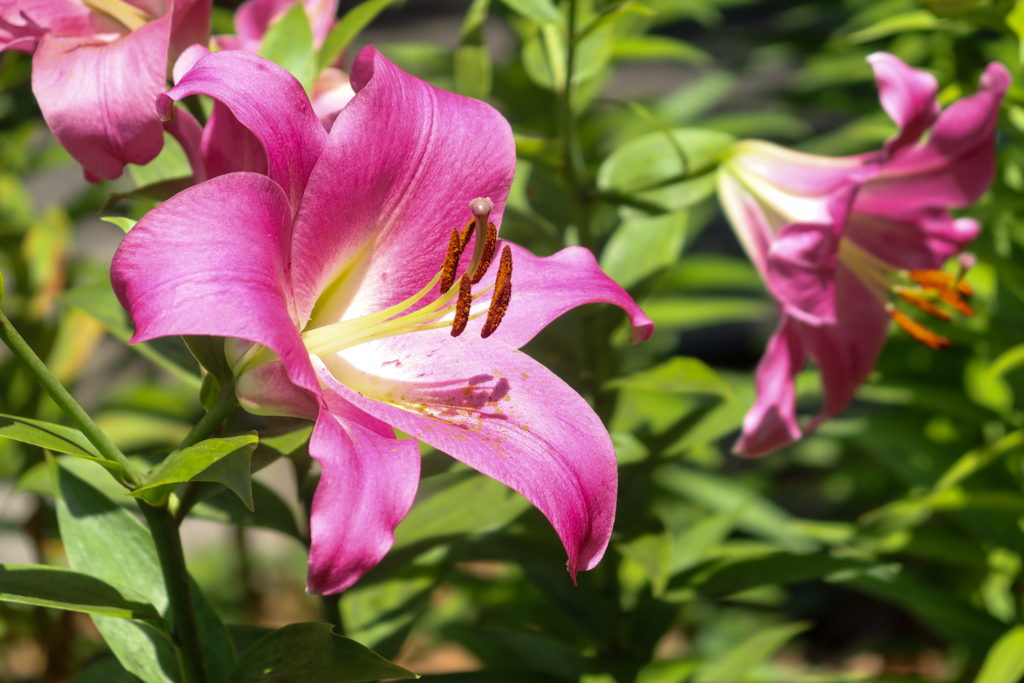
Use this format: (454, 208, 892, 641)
(937, 289, 974, 317)
(469, 222, 498, 284)
(887, 305, 950, 350)
(896, 290, 951, 321)
(909, 269, 972, 296)
(481, 246, 513, 339)
(466, 198, 495, 279)
(440, 229, 466, 294)
(451, 277, 473, 337)
(83, 0, 150, 30)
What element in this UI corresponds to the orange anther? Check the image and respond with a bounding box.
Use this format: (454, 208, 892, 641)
(888, 308, 950, 350)
(469, 222, 498, 285)
(451, 277, 473, 337)
(481, 246, 512, 339)
(440, 228, 466, 294)
(897, 291, 951, 321)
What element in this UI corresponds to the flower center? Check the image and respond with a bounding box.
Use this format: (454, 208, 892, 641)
(839, 240, 974, 350)
(82, 0, 152, 31)
(299, 197, 513, 358)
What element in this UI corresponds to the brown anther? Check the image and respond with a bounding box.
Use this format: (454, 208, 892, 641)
(481, 246, 512, 339)
(469, 222, 498, 284)
(451, 277, 473, 337)
(440, 228, 467, 294)
(459, 218, 475, 249)
(937, 288, 974, 317)
(909, 269, 972, 296)
(888, 307, 950, 350)
(897, 291, 951, 321)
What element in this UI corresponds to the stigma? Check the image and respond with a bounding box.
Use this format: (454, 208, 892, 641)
(839, 240, 973, 350)
(301, 198, 513, 360)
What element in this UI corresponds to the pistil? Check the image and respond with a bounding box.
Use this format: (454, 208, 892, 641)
(82, 0, 151, 31)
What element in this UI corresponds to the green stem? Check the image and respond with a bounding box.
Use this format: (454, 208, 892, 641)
(560, 0, 590, 247)
(0, 309, 144, 488)
(178, 386, 239, 451)
(139, 502, 208, 683)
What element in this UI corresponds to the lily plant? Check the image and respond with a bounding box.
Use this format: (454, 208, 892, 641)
(111, 46, 654, 594)
(718, 53, 1009, 456)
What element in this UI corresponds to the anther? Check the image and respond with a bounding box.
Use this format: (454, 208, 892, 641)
(886, 305, 950, 350)
(440, 229, 466, 294)
(937, 288, 974, 317)
(466, 197, 495, 279)
(896, 290, 951, 321)
(469, 222, 498, 284)
(451, 277, 473, 337)
(481, 246, 513, 339)
(909, 269, 972, 296)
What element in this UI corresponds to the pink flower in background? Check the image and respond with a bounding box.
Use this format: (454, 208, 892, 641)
(112, 47, 654, 594)
(0, 0, 210, 181)
(718, 53, 1009, 457)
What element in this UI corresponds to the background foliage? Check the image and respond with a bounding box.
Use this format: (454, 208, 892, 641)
(4, 0, 1024, 681)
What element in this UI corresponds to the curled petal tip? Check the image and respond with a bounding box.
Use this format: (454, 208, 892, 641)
(629, 321, 655, 344)
(155, 93, 175, 122)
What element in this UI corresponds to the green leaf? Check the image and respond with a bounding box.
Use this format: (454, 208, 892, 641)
(62, 279, 201, 389)
(847, 10, 942, 44)
(260, 426, 313, 456)
(54, 463, 236, 683)
(318, 0, 404, 72)
(0, 564, 161, 620)
(638, 296, 772, 330)
(102, 177, 194, 211)
(607, 357, 732, 399)
(192, 479, 304, 540)
(226, 622, 416, 682)
(127, 132, 192, 188)
(0, 413, 100, 457)
(101, 216, 138, 233)
(598, 128, 734, 194)
(974, 626, 1024, 683)
(612, 35, 710, 64)
(692, 622, 809, 683)
(600, 209, 688, 288)
(260, 1, 316, 93)
(455, 44, 492, 100)
(1008, 1, 1024, 63)
(496, 0, 562, 24)
(393, 470, 531, 549)
(133, 434, 257, 509)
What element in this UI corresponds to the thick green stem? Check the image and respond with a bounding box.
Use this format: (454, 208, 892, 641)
(0, 309, 144, 488)
(139, 502, 208, 683)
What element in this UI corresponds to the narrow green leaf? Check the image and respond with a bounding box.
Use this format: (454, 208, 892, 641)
(393, 470, 531, 549)
(318, 0, 403, 72)
(0, 564, 161, 620)
(693, 622, 809, 683)
(613, 35, 710, 64)
(101, 216, 138, 233)
(455, 44, 492, 99)
(1008, 1, 1024, 63)
(974, 626, 1024, 683)
(496, 0, 562, 24)
(847, 10, 942, 43)
(638, 296, 772, 330)
(260, 426, 313, 456)
(259, 1, 317, 93)
(598, 128, 734, 194)
(607, 357, 732, 399)
(133, 434, 257, 510)
(227, 622, 416, 682)
(0, 413, 100, 457)
(990, 343, 1024, 376)
(600, 209, 688, 288)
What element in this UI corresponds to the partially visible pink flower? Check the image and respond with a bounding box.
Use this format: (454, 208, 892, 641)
(112, 47, 653, 594)
(0, 0, 210, 181)
(213, 0, 353, 129)
(718, 54, 1009, 456)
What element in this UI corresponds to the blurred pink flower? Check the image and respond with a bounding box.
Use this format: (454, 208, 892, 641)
(718, 53, 1009, 456)
(0, 0, 210, 180)
(112, 47, 653, 594)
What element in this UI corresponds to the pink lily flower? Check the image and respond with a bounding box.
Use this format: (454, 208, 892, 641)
(213, 0, 353, 129)
(0, 0, 210, 181)
(111, 46, 654, 594)
(718, 53, 1009, 457)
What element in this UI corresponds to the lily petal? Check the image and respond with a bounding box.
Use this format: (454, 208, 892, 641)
(463, 243, 654, 347)
(320, 332, 618, 579)
(734, 317, 805, 457)
(110, 173, 318, 396)
(307, 378, 421, 595)
(845, 210, 980, 271)
(858, 61, 1010, 214)
(765, 222, 838, 326)
(32, 14, 170, 180)
(291, 45, 516, 327)
(158, 49, 327, 211)
(867, 52, 940, 156)
(168, 0, 210, 63)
